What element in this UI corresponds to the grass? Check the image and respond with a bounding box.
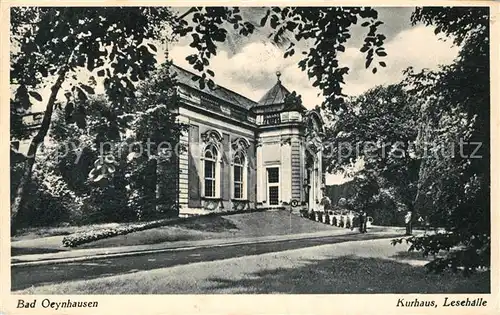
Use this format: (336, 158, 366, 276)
(11, 211, 345, 254)
(12, 209, 265, 241)
(12, 221, 160, 241)
(16, 238, 489, 294)
(11, 246, 66, 256)
(76, 211, 341, 249)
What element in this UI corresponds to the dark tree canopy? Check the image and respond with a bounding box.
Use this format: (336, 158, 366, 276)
(392, 7, 490, 274)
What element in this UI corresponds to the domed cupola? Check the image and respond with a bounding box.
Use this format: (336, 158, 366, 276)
(257, 71, 291, 106)
(253, 72, 306, 126)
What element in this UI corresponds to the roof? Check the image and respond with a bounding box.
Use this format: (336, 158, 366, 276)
(172, 64, 257, 110)
(257, 80, 291, 106)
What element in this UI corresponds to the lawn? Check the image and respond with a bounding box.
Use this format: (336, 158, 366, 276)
(11, 218, 182, 256)
(76, 211, 342, 249)
(12, 222, 136, 241)
(16, 238, 490, 294)
(11, 211, 347, 255)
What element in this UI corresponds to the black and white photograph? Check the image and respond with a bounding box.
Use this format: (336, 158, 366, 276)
(3, 2, 497, 311)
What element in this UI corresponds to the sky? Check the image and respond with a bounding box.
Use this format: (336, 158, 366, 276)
(166, 7, 460, 184)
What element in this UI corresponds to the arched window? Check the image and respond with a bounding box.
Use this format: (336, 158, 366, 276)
(233, 151, 245, 199)
(204, 144, 218, 198)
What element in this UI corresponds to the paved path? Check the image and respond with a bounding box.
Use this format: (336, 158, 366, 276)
(15, 236, 487, 295)
(12, 231, 403, 291)
(12, 226, 405, 264)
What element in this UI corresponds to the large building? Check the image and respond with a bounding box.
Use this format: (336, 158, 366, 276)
(173, 65, 325, 216)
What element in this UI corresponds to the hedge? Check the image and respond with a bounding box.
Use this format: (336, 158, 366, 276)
(62, 220, 171, 247)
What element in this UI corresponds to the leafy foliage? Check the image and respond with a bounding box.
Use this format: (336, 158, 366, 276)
(10, 159, 82, 227)
(11, 7, 174, 128)
(324, 84, 420, 214)
(395, 7, 490, 274)
(10, 7, 177, 232)
(327, 7, 491, 275)
(12, 63, 183, 228)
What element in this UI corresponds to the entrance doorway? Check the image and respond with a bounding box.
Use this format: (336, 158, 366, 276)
(266, 167, 280, 206)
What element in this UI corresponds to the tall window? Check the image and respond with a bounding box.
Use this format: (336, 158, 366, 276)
(267, 167, 280, 205)
(233, 152, 244, 199)
(204, 144, 217, 198)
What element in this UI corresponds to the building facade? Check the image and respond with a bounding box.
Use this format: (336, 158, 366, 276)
(174, 66, 324, 217)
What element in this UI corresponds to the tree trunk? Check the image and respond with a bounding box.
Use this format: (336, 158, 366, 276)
(155, 157, 164, 213)
(11, 155, 36, 234)
(10, 69, 67, 235)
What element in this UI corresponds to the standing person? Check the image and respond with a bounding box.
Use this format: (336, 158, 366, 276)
(348, 210, 355, 231)
(319, 188, 331, 213)
(361, 211, 368, 233)
(405, 211, 413, 235)
(358, 211, 365, 233)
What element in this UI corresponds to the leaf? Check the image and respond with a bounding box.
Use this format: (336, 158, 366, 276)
(28, 91, 43, 102)
(286, 21, 297, 31)
(186, 54, 197, 65)
(88, 76, 97, 86)
(207, 79, 216, 90)
(206, 69, 215, 77)
(147, 43, 157, 52)
(80, 84, 95, 95)
(92, 173, 106, 182)
(104, 155, 116, 164)
(106, 164, 116, 173)
(365, 58, 373, 69)
(379, 61, 386, 67)
(361, 22, 370, 27)
(76, 87, 87, 101)
(270, 15, 278, 29)
(372, 67, 377, 74)
(97, 69, 105, 77)
(260, 9, 271, 27)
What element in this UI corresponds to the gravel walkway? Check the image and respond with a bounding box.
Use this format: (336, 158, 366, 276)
(17, 237, 489, 294)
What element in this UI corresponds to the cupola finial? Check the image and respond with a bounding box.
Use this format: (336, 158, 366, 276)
(276, 71, 281, 82)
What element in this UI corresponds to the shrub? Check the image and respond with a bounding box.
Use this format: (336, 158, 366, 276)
(62, 219, 174, 247)
(316, 212, 323, 222)
(308, 211, 316, 220)
(12, 164, 83, 229)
